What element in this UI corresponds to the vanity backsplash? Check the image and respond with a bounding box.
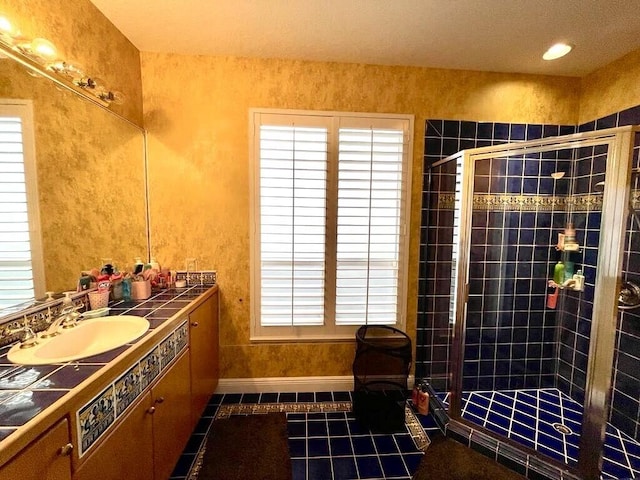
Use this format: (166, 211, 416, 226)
(0, 270, 217, 348)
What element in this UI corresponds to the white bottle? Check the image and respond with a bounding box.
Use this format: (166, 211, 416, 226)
(573, 270, 585, 291)
(149, 257, 161, 271)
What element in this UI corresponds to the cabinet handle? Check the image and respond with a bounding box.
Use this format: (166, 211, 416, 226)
(155, 396, 165, 404)
(147, 406, 156, 414)
(59, 443, 74, 456)
(191, 321, 199, 327)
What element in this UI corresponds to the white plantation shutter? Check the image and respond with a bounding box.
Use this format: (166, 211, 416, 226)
(335, 127, 405, 325)
(259, 124, 328, 326)
(251, 110, 412, 339)
(0, 102, 43, 312)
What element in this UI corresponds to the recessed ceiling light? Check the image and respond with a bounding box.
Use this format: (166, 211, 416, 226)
(543, 43, 573, 61)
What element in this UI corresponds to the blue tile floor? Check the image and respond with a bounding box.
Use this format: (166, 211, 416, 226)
(439, 388, 640, 479)
(170, 391, 441, 480)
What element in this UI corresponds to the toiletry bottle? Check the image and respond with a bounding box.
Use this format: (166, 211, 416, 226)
(122, 278, 132, 301)
(564, 222, 579, 251)
(417, 384, 429, 415)
(564, 261, 574, 282)
(150, 257, 161, 271)
(133, 257, 144, 275)
(553, 261, 565, 285)
(547, 287, 559, 309)
(564, 222, 575, 243)
(61, 291, 74, 312)
(573, 269, 585, 291)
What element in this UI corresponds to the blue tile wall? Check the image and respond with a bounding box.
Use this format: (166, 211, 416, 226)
(419, 108, 640, 443)
(418, 120, 575, 393)
(418, 160, 458, 391)
(554, 147, 606, 405)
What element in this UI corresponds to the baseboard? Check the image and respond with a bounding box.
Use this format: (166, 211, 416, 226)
(215, 375, 415, 394)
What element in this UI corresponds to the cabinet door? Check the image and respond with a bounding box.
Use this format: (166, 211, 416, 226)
(152, 352, 192, 480)
(74, 393, 154, 480)
(189, 291, 219, 427)
(0, 418, 72, 480)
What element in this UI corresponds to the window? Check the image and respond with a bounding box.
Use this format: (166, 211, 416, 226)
(250, 110, 413, 340)
(0, 101, 44, 313)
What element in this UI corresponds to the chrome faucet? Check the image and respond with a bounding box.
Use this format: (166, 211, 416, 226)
(41, 303, 82, 338)
(1, 318, 39, 349)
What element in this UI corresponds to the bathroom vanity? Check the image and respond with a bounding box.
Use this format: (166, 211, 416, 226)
(0, 284, 219, 480)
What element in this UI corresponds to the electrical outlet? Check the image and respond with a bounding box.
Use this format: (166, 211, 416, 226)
(185, 258, 197, 272)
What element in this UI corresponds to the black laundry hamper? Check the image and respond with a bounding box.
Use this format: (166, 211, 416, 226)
(352, 325, 412, 433)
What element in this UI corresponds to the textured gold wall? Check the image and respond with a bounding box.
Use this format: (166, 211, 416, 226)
(141, 53, 580, 378)
(0, 59, 147, 293)
(579, 47, 640, 124)
(1, 0, 143, 125)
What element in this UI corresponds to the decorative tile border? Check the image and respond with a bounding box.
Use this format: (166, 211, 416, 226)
(114, 364, 140, 417)
(0, 291, 89, 348)
(437, 193, 605, 212)
(139, 346, 161, 391)
(76, 319, 189, 457)
(474, 194, 567, 212)
(174, 270, 217, 286)
(77, 385, 115, 456)
(213, 400, 352, 419)
(188, 401, 430, 479)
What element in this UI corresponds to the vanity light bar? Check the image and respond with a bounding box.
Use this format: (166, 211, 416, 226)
(0, 15, 121, 108)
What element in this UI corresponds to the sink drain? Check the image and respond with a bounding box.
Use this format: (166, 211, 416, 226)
(552, 423, 573, 435)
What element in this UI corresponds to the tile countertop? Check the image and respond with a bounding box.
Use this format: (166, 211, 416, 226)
(0, 284, 216, 465)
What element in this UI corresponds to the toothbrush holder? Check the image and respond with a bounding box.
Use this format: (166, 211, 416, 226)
(131, 280, 151, 300)
(88, 291, 110, 310)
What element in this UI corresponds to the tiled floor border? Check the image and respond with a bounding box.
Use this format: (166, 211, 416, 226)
(187, 400, 430, 479)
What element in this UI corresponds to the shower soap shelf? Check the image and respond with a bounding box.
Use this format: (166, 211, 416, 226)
(548, 279, 584, 292)
(555, 232, 580, 252)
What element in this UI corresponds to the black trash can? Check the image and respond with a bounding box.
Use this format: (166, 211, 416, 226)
(352, 325, 412, 433)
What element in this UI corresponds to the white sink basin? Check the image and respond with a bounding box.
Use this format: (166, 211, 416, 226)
(7, 315, 150, 365)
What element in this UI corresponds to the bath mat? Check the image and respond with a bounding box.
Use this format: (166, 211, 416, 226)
(196, 412, 292, 480)
(412, 435, 526, 480)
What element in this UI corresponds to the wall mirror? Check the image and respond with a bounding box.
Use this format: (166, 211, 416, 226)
(0, 44, 148, 322)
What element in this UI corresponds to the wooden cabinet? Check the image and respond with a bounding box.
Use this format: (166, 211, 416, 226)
(189, 291, 220, 427)
(74, 352, 191, 480)
(0, 287, 219, 480)
(0, 418, 72, 480)
(152, 352, 192, 480)
(74, 394, 154, 480)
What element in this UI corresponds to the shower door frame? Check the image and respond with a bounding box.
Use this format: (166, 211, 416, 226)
(447, 126, 638, 480)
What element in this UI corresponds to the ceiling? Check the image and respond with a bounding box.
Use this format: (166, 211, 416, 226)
(89, 0, 640, 77)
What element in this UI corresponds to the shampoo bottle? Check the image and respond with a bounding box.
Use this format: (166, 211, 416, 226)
(553, 261, 565, 285)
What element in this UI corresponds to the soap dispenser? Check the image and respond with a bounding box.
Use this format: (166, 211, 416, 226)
(133, 257, 144, 275)
(61, 291, 75, 312)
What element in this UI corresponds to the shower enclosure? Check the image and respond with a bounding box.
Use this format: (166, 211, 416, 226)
(430, 126, 640, 480)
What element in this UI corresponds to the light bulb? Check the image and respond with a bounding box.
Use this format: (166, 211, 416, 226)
(49, 59, 85, 80)
(543, 43, 573, 61)
(0, 16, 15, 37)
(30, 38, 57, 60)
(99, 91, 126, 105)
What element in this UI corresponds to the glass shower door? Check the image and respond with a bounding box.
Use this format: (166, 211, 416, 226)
(449, 128, 637, 479)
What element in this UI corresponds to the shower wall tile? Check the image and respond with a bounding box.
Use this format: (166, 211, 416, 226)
(420, 111, 640, 444)
(423, 120, 575, 169)
(579, 107, 640, 441)
(418, 120, 575, 392)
